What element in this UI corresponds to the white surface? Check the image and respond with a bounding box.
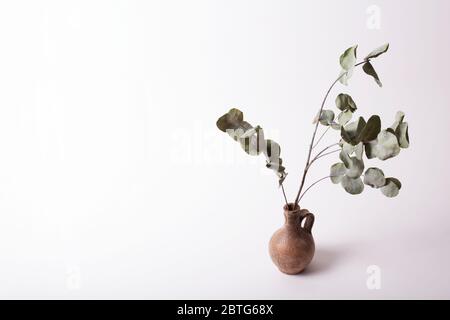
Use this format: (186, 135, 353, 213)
(0, 0, 450, 299)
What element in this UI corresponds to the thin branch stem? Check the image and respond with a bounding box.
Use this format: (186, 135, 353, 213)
(315, 149, 340, 160)
(304, 143, 338, 175)
(300, 173, 368, 203)
(298, 176, 333, 203)
(355, 60, 368, 67)
(294, 61, 366, 205)
(281, 184, 289, 207)
(312, 126, 330, 149)
(293, 76, 343, 204)
(315, 143, 340, 159)
(316, 149, 341, 160)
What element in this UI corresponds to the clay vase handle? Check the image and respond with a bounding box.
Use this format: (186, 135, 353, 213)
(300, 210, 315, 234)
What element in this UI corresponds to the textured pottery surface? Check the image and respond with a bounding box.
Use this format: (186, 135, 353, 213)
(269, 204, 315, 275)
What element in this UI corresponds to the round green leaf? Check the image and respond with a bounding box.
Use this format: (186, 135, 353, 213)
(338, 46, 357, 85)
(342, 141, 355, 155)
(364, 168, 386, 188)
(342, 142, 363, 160)
(388, 111, 409, 149)
(396, 122, 409, 149)
(374, 130, 401, 160)
(390, 177, 402, 189)
(340, 45, 358, 71)
(381, 178, 401, 198)
(264, 139, 281, 161)
(341, 176, 364, 195)
(330, 163, 346, 184)
(346, 157, 364, 179)
(340, 117, 366, 145)
(365, 43, 389, 60)
(363, 62, 382, 87)
(319, 110, 335, 126)
(390, 111, 405, 131)
(338, 110, 353, 126)
(359, 115, 381, 142)
(339, 150, 352, 168)
(240, 127, 266, 156)
(226, 121, 252, 140)
(364, 140, 377, 159)
(216, 108, 244, 132)
(335, 93, 357, 112)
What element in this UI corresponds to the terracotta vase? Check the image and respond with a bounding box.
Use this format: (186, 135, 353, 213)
(269, 203, 315, 275)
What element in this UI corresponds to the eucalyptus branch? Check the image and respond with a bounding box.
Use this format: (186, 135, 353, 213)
(312, 127, 330, 149)
(311, 149, 341, 164)
(306, 144, 340, 171)
(294, 62, 366, 205)
(281, 184, 289, 207)
(315, 149, 340, 160)
(298, 176, 336, 202)
(293, 76, 341, 205)
(215, 43, 407, 210)
(314, 143, 340, 159)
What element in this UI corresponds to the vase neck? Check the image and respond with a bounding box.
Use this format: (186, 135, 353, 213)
(283, 204, 301, 229)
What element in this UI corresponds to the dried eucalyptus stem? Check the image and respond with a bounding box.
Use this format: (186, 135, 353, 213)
(298, 176, 334, 203)
(281, 184, 289, 207)
(216, 43, 409, 207)
(312, 127, 330, 149)
(294, 61, 366, 205)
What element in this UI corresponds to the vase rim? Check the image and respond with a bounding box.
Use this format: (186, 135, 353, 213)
(283, 203, 300, 212)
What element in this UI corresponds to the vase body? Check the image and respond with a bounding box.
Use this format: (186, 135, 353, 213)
(269, 204, 315, 275)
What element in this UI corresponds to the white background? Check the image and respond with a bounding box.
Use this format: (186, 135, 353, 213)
(0, 0, 449, 299)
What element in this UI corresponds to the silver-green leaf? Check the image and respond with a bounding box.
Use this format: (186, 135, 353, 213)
(330, 163, 347, 184)
(363, 62, 383, 87)
(217, 108, 244, 132)
(374, 129, 401, 160)
(364, 168, 386, 188)
(340, 117, 366, 145)
(389, 111, 410, 149)
(390, 111, 405, 131)
(381, 177, 401, 198)
(341, 176, 364, 195)
(365, 43, 389, 60)
(264, 139, 281, 162)
(341, 141, 355, 155)
(340, 45, 358, 71)
(240, 126, 266, 156)
(226, 121, 252, 141)
(396, 122, 409, 148)
(319, 109, 335, 126)
(338, 110, 353, 126)
(339, 150, 352, 168)
(217, 108, 287, 185)
(359, 115, 381, 143)
(346, 157, 364, 179)
(364, 140, 377, 159)
(339, 45, 357, 85)
(342, 142, 363, 160)
(335, 93, 357, 112)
